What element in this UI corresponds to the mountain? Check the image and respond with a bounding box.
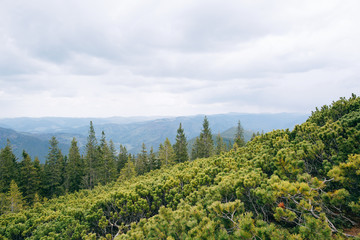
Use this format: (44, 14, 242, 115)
(0, 113, 308, 162)
(0, 127, 68, 161)
(0, 95, 358, 239)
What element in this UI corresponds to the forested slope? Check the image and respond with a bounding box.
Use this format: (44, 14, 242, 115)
(0, 95, 359, 239)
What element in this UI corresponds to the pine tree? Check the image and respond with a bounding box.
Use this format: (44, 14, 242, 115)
(118, 156, 137, 181)
(33, 157, 44, 197)
(83, 121, 98, 189)
(0, 140, 18, 193)
(148, 146, 160, 170)
(191, 137, 201, 160)
(173, 123, 189, 163)
(234, 120, 245, 147)
(159, 138, 175, 167)
(44, 136, 65, 198)
(192, 116, 214, 159)
(98, 131, 117, 184)
(136, 143, 148, 175)
(7, 180, 24, 213)
(215, 133, 226, 155)
(65, 138, 84, 193)
(118, 144, 128, 173)
(19, 151, 40, 203)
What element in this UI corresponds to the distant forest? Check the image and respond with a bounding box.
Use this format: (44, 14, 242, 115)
(0, 117, 251, 205)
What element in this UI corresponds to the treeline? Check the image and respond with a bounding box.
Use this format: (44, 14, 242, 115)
(0, 117, 250, 214)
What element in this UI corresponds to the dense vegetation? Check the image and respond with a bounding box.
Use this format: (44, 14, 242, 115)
(0, 95, 359, 239)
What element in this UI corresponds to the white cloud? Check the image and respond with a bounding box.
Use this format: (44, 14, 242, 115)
(0, 0, 359, 117)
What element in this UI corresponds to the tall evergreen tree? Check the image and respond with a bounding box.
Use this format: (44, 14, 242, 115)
(135, 143, 148, 175)
(19, 151, 40, 203)
(192, 116, 214, 159)
(0, 140, 18, 193)
(148, 146, 160, 170)
(159, 138, 175, 167)
(7, 180, 24, 213)
(65, 138, 84, 193)
(234, 120, 245, 147)
(118, 156, 136, 181)
(33, 157, 44, 197)
(83, 121, 98, 189)
(215, 133, 227, 155)
(173, 123, 189, 163)
(118, 144, 128, 173)
(44, 136, 64, 198)
(98, 132, 117, 184)
(191, 137, 201, 160)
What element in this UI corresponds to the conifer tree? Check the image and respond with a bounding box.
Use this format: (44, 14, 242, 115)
(148, 146, 160, 170)
(159, 138, 175, 167)
(136, 143, 148, 175)
(234, 120, 245, 147)
(118, 156, 137, 181)
(33, 157, 44, 196)
(118, 144, 128, 172)
(173, 123, 189, 163)
(192, 116, 214, 159)
(19, 151, 40, 203)
(0, 192, 6, 215)
(83, 121, 98, 189)
(65, 138, 84, 193)
(7, 180, 24, 213)
(215, 133, 226, 155)
(191, 137, 201, 160)
(0, 140, 18, 193)
(44, 136, 64, 197)
(98, 131, 117, 184)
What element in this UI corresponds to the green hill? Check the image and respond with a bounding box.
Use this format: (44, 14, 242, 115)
(0, 95, 359, 239)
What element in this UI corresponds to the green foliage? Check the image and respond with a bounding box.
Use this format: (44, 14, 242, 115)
(44, 136, 65, 198)
(173, 123, 189, 163)
(83, 121, 99, 189)
(158, 138, 175, 167)
(234, 120, 245, 147)
(0, 140, 18, 193)
(65, 137, 84, 193)
(19, 152, 41, 204)
(191, 116, 214, 159)
(0, 95, 360, 239)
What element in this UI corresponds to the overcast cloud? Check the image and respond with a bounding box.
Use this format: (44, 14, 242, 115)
(0, 0, 359, 117)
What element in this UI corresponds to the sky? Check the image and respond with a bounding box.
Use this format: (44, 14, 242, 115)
(0, 0, 359, 118)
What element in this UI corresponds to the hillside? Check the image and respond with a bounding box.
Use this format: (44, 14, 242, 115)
(0, 95, 359, 239)
(0, 127, 68, 162)
(0, 113, 307, 162)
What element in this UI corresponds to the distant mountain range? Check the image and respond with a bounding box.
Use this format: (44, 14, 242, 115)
(0, 113, 309, 163)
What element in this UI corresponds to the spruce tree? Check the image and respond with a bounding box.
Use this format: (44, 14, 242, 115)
(83, 121, 98, 189)
(173, 123, 189, 163)
(118, 144, 128, 173)
(98, 131, 117, 184)
(148, 146, 160, 170)
(7, 180, 24, 213)
(0, 140, 18, 193)
(136, 143, 148, 175)
(159, 138, 175, 167)
(215, 133, 226, 155)
(19, 152, 40, 203)
(65, 138, 84, 193)
(191, 137, 200, 160)
(192, 116, 214, 159)
(44, 136, 64, 198)
(234, 120, 245, 147)
(118, 156, 136, 181)
(33, 157, 44, 197)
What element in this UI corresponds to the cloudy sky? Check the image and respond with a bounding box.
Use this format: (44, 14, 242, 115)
(0, 0, 359, 118)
